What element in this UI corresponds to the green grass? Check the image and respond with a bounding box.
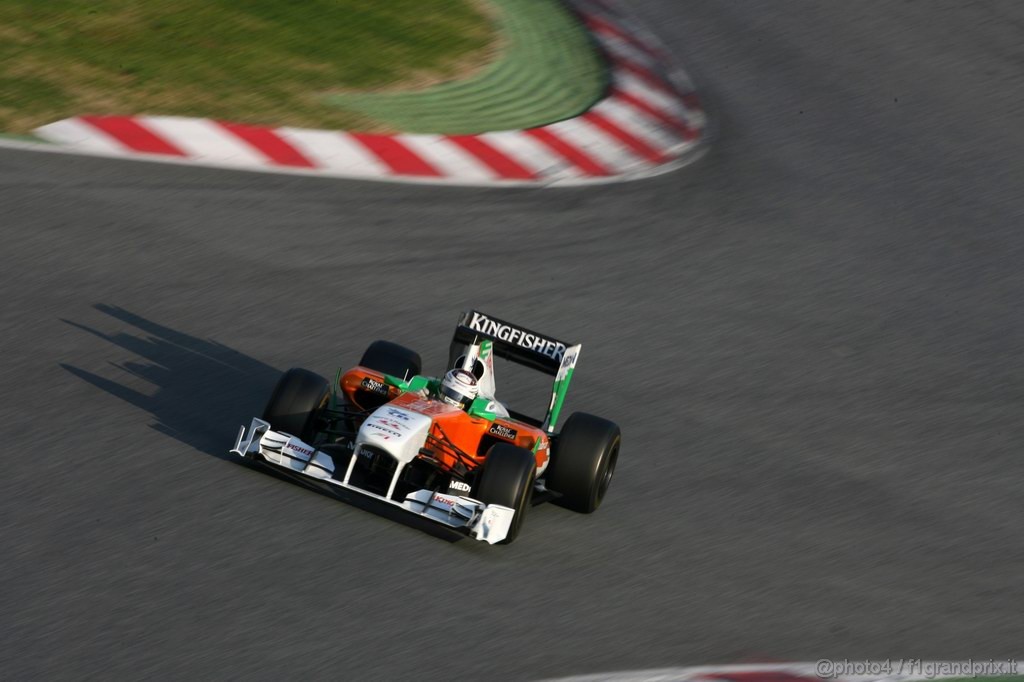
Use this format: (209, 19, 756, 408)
(0, 0, 493, 133)
(325, 0, 608, 134)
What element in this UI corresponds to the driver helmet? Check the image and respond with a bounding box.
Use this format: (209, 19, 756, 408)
(439, 368, 479, 411)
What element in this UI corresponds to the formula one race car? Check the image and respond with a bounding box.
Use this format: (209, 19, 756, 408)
(231, 310, 621, 544)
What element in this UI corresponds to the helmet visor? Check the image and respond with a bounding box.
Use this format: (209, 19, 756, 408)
(440, 383, 472, 409)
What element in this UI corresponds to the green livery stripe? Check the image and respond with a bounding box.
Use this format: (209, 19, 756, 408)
(382, 373, 432, 393)
(468, 396, 498, 421)
(546, 366, 574, 432)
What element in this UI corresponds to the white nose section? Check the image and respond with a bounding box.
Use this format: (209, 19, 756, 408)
(357, 405, 432, 465)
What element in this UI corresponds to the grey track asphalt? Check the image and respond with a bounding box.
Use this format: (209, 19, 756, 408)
(2, 1, 1023, 679)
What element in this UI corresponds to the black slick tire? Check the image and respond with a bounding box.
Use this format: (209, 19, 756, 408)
(473, 443, 536, 544)
(261, 368, 330, 444)
(545, 412, 621, 513)
(359, 340, 422, 380)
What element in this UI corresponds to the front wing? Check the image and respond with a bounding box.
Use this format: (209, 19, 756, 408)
(230, 418, 515, 544)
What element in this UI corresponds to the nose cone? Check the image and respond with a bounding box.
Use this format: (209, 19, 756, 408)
(357, 405, 432, 465)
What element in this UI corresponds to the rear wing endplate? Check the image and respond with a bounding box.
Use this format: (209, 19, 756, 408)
(449, 310, 581, 432)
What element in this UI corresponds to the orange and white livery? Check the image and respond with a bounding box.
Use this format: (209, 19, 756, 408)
(231, 310, 619, 545)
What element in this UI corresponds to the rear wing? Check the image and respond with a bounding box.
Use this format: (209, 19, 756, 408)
(448, 310, 580, 433)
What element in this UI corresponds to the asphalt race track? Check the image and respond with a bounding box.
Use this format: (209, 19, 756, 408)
(2, 2, 1023, 679)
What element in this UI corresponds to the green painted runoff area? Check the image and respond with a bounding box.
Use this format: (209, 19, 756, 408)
(0, 0, 606, 135)
(326, 0, 607, 134)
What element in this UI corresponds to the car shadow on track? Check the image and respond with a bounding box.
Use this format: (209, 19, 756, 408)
(60, 304, 276, 462)
(59, 304, 461, 543)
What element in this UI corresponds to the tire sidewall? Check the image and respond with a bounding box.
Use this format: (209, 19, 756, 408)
(474, 444, 535, 543)
(261, 368, 330, 443)
(546, 412, 621, 513)
(359, 340, 422, 380)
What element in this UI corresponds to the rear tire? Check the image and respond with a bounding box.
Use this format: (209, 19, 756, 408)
(473, 443, 536, 544)
(359, 340, 422, 380)
(545, 412, 620, 513)
(261, 368, 330, 444)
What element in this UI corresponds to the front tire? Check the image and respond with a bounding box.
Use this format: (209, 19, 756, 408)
(359, 340, 422, 380)
(261, 368, 330, 444)
(473, 443, 536, 544)
(545, 412, 620, 513)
